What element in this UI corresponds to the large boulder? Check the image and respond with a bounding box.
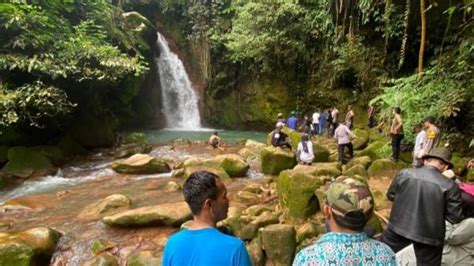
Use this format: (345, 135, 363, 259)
(102, 202, 192, 227)
(293, 162, 341, 178)
(111, 154, 170, 174)
(245, 139, 266, 152)
(2, 146, 55, 178)
(247, 238, 265, 266)
(183, 166, 230, 181)
(296, 222, 320, 243)
(367, 159, 405, 178)
(79, 194, 131, 219)
(261, 146, 296, 175)
(127, 251, 161, 266)
(312, 143, 330, 162)
(277, 170, 323, 219)
(110, 143, 152, 159)
(346, 156, 372, 169)
(214, 154, 249, 177)
(0, 227, 62, 266)
(352, 129, 370, 150)
(343, 164, 369, 179)
(261, 224, 296, 266)
(357, 141, 387, 161)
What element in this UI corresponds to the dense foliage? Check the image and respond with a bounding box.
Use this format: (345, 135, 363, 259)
(0, 1, 150, 145)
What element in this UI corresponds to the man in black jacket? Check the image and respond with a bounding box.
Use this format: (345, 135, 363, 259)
(380, 148, 463, 266)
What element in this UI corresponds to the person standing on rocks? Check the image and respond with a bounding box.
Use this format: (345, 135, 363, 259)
(380, 148, 464, 265)
(421, 116, 441, 156)
(276, 112, 286, 127)
(162, 171, 252, 266)
(293, 177, 396, 265)
(326, 108, 333, 137)
(345, 105, 355, 130)
(368, 104, 376, 128)
(412, 123, 426, 167)
(287, 111, 298, 131)
(331, 107, 339, 136)
(334, 122, 356, 164)
(319, 109, 327, 135)
(297, 134, 314, 165)
(390, 107, 404, 161)
(312, 110, 320, 135)
(271, 122, 292, 149)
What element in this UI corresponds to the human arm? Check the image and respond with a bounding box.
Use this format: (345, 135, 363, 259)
(445, 182, 464, 224)
(386, 171, 402, 201)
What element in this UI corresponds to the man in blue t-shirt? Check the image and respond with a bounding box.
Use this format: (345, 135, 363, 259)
(287, 111, 298, 130)
(162, 171, 252, 266)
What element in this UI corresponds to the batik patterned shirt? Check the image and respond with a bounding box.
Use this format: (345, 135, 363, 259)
(293, 232, 396, 266)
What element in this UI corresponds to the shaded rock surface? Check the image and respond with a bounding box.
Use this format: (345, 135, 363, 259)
(261, 224, 296, 266)
(214, 154, 249, 177)
(80, 194, 131, 219)
(111, 154, 170, 174)
(261, 146, 296, 175)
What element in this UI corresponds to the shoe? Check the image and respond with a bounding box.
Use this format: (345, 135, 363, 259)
(390, 157, 398, 162)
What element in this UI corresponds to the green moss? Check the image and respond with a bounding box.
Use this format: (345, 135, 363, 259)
(0, 146, 8, 164)
(343, 164, 368, 179)
(261, 146, 296, 175)
(2, 146, 53, 178)
(347, 156, 372, 169)
(367, 159, 405, 178)
(127, 251, 161, 266)
(312, 143, 330, 162)
(125, 132, 148, 145)
(0, 243, 34, 266)
(277, 170, 323, 219)
(261, 224, 296, 266)
(111, 159, 170, 174)
(31, 146, 64, 165)
(91, 253, 119, 266)
(357, 141, 386, 161)
(215, 154, 250, 177)
(352, 129, 370, 150)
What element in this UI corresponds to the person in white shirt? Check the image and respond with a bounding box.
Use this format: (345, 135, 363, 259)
(297, 134, 314, 165)
(312, 110, 320, 135)
(412, 124, 426, 167)
(331, 107, 340, 137)
(334, 122, 356, 164)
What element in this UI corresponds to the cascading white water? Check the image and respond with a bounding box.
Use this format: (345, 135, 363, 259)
(155, 32, 202, 129)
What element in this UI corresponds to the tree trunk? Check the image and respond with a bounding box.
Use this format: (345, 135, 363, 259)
(418, 0, 426, 79)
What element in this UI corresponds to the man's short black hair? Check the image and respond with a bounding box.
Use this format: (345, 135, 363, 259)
(424, 116, 435, 124)
(183, 171, 220, 215)
(393, 107, 401, 114)
(332, 210, 368, 232)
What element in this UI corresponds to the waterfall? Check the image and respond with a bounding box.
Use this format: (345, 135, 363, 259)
(155, 32, 202, 129)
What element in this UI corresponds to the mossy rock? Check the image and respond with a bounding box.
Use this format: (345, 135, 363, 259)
(277, 170, 323, 219)
(58, 135, 88, 156)
(90, 253, 119, 266)
(125, 132, 148, 145)
(102, 202, 192, 227)
(399, 151, 413, 164)
(111, 154, 170, 174)
(80, 194, 131, 219)
(214, 154, 249, 177)
(111, 143, 152, 159)
(352, 129, 370, 150)
(0, 146, 9, 164)
(367, 159, 404, 178)
(2, 146, 54, 178)
(293, 163, 341, 178)
(31, 145, 65, 165)
(261, 146, 296, 175)
(451, 154, 470, 176)
(467, 169, 474, 182)
(346, 156, 372, 169)
(261, 224, 296, 266)
(0, 243, 34, 266)
(343, 164, 368, 179)
(127, 251, 161, 266)
(247, 237, 265, 266)
(312, 143, 330, 162)
(296, 222, 320, 243)
(357, 141, 386, 161)
(91, 239, 116, 255)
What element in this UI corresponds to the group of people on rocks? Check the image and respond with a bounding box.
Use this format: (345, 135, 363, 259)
(189, 105, 473, 266)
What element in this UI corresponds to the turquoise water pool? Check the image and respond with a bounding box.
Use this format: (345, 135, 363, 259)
(143, 128, 268, 144)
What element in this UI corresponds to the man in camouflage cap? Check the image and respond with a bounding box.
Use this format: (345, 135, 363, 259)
(293, 177, 396, 266)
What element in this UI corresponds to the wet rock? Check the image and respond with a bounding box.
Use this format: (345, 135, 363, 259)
(214, 154, 249, 177)
(183, 165, 230, 181)
(346, 156, 372, 169)
(352, 129, 370, 150)
(242, 182, 263, 194)
(235, 191, 260, 205)
(89, 252, 119, 266)
(261, 224, 296, 266)
(367, 159, 404, 178)
(111, 143, 152, 159)
(312, 143, 330, 162)
(127, 251, 161, 266)
(125, 132, 147, 144)
(357, 141, 386, 161)
(277, 170, 323, 219)
(111, 154, 170, 174)
(170, 168, 184, 178)
(0, 227, 62, 266)
(80, 194, 131, 218)
(296, 222, 319, 243)
(261, 146, 296, 175)
(91, 239, 116, 255)
(244, 205, 271, 217)
(343, 164, 368, 179)
(164, 181, 181, 192)
(247, 237, 265, 266)
(2, 146, 55, 178)
(103, 202, 192, 227)
(293, 162, 341, 178)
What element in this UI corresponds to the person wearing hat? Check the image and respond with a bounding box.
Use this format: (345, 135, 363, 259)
(276, 112, 286, 127)
(293, 177, 396, 265)
(380, 147, 464, 266)
(271, 122, 291, 149)
(286, 111, 298, 131)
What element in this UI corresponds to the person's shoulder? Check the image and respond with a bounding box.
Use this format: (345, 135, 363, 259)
(212, 229, 246, 248)
(293, 243, 325, 264)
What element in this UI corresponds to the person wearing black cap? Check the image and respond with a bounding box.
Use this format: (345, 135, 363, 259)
(380, 148, 464, 266)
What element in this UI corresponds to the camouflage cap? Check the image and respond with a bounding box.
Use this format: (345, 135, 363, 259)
(326, 176, 374, 219)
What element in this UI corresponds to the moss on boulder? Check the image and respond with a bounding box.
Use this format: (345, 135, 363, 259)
(0, 243, 33, 266)
(296, 222, 320, 243)
(2, 146, 55, 178)
(102, 202, 192, 227)
(347, 156, 372, 169)
(31, 145, 65, 165)
(343, 164, 368, 179)
(127, 251, 161, 266)
(261, 146, 296, 175)
(111, 143, 152, 159)
(261, 224, 296, 266)
(312, 143, 330, 162)
(293, 162, 341, 178)
(277, 170, 323, 219)
(0, 146, 9, 164)
(111, 154, 170, 174)
(367, 159, 405, 178)
(247, 237, 265, 266)
(91, 239, 116, 255)
(357, 141, 387, 161)
(214, 154, 249, 177)
(125, 132, 148, 145)
(183, 166, 230, 181)
(352, 129, 370, 150)
(57, 135, 87, 156)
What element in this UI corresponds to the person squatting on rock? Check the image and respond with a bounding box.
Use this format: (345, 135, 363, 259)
(412, 123, 426, 167)
(390, 107, 404, 161)
(162, 171, 252, 266)
(297, 133, 314, 165)
(380, 148, 464, 266)
(271, 122, 292, 149)
(208, 131, 223, 149)
(293, 177, 396, 266)
(334, 122, 356, 164)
